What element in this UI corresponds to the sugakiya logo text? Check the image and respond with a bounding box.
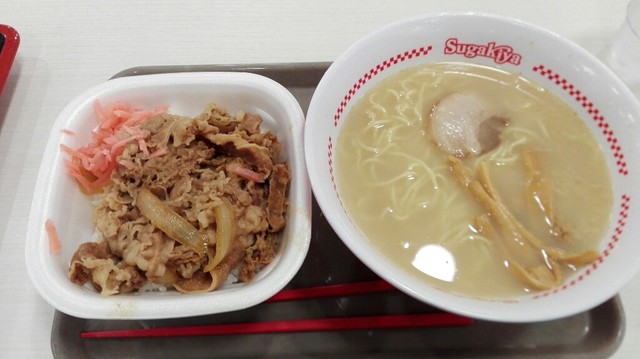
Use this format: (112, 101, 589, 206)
(444, 38, 522, 65)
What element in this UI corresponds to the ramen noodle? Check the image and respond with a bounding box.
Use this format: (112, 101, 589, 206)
(336, 62, 613, 299)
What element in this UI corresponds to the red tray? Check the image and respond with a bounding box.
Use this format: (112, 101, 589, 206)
(0, 24, 19, 97)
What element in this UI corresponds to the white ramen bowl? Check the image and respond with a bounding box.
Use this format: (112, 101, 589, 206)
(25, 72, 311, 319)
(305, 12, 640, 322)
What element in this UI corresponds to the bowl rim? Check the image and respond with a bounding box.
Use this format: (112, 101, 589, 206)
(305, 12, 640, 322)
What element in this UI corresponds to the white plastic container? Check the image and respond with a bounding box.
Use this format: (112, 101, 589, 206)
(26, 72, 311, 319)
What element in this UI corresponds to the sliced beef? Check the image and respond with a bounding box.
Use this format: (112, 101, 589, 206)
(69, 103, 290, 295)
(267, 164, 291, 232)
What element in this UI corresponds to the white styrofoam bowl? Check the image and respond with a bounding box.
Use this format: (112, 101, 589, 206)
(305, 13, 640, 322)
(26, 72, 311, 319)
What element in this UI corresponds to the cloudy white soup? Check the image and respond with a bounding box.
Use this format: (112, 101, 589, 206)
(336, 62, 613, 299)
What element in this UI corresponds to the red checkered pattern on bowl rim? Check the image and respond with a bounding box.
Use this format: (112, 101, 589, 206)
(326, 47, 631, 301)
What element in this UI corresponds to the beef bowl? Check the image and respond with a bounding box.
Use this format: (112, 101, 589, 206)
(26, 72, 311, 319)
(305, 12, 640, 322)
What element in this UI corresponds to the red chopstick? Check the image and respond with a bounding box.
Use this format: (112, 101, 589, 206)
(81, 313, 473, 339)
(80, 280, 473, 339)
(266, 279, 396, 302)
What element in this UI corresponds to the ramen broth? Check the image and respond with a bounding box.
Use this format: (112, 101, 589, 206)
(336, 62, 613, 299)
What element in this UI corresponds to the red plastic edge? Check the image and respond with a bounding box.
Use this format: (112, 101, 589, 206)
(0, 24, 20, 97)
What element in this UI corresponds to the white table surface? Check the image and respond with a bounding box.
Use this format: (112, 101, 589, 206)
(2, 0, 638, 357)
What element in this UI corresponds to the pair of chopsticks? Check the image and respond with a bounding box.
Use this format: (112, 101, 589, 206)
(81, 280, 473, 339)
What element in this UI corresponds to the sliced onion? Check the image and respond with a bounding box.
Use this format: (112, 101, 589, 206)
(173, 271, 217, 293)
(203, 200, 236, 272)
(136, 187, 206, 256)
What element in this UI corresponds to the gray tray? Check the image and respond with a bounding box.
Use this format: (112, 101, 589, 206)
(50, 63, 625, 359)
